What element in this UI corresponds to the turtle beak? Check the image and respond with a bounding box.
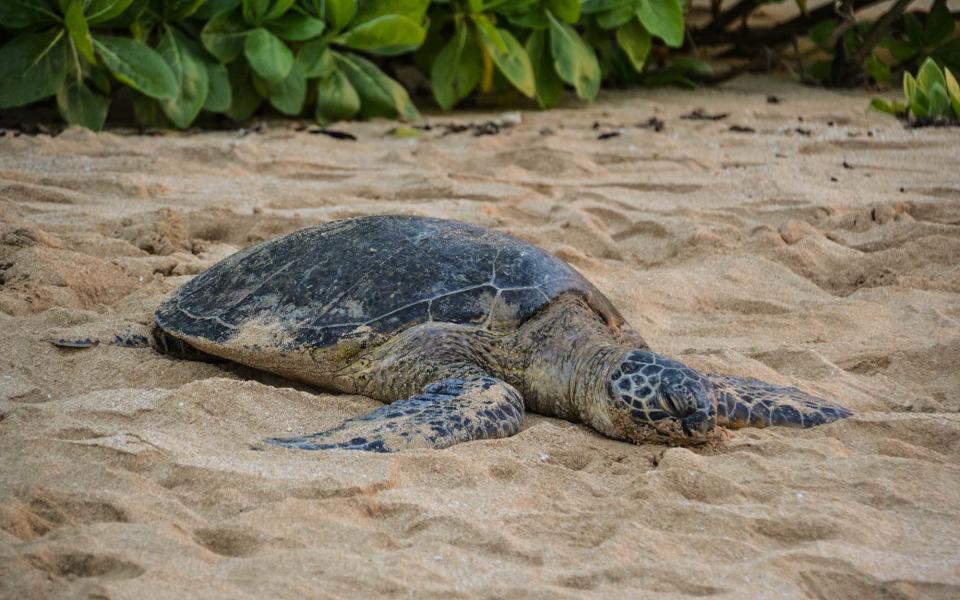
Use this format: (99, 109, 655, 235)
(681, 407, 715, 436)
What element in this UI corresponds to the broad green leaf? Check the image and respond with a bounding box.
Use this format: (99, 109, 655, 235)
(351, 0, 429, 25)
(317, 0, 356, 32)
(315, 68, 360, 122)
(158, 27, 209, 128)
(0, 1, 59, 28)
(903, 71, 917, 103)
(548, 11, 600, 101)
(203, 60, 232, 112)
(926, 82, 951, 119)
(932, 39, 960, 75)
(65, 0, 96, 64)
(162, 0, 207, 20)
(616, 17, 651, 72)
(267, 63, 306, 114)
(243, 0, 271, 23)
(194, 0, 242, 19)
(268, 12, 325, 41)
(431, 23, 482, 110)
(337, 15, 425, 56)
(924, 1, 954, 46)
(86, 0, 136, 24)
(474, 19, 535, 98)
(335, 52, 418, 119)
(868, 98, 902, 116)
(916, 58, 946, 94)
(944, 68, 960, 119)
(808, 19, 837, 51)
(57, 79, 109, 130)
(546, 0, 579, 23)
(226, 60, 263, 120)
(244, 27, 294, 82)
(526, 29, 562, 108)
(0, 31, 68, 109)
(635, 0, 684, 48)
(202, 7, 249, 62)
(596, 4, 633, 29)
(265, 0, 297, 20)
(581, 0, 632, 13)
(95, 36, 177, 99)
(506, 8, 548, 30)
(297, 39, 335, 78)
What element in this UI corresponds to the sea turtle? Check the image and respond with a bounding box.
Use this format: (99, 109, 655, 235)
(66, 215, 853, 451)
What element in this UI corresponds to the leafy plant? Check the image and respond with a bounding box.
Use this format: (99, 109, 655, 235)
(871, 58, 960, 124)
(0, 0, 690, 130)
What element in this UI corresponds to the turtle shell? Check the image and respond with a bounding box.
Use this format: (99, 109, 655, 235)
(155, 215, 623, 351)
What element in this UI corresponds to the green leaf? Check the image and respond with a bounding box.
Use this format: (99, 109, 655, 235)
(868, 97, 902, 116)
(315, 68, 360, 123)
(596, 3, 633, 29)
(318, 0, 356, 32)
(581, 0, 632, 13)
(56, 79, 109, 130)
(94, 36, 177, 100)
(86, 0, 136, 24)
(548, 10, 600, 101)
(337, 15, 425, 56)
(0, 1, 59, 29)
(944, 67, 960, 119)
(635, 0, 684, 48)
(864, 53, 891, 86)
(335, 52, 418, 119)
(351, 0, 429, 25)
(226, 60, 263, 120)
(916, 58, 946, 94)
(243, 0, 271, 23)
(808, 19, 837, 51)
(431, 22, 482, 109)
(546, 0, 579, 23)
(65, 0, 96, 64)
(474, 17, 536, 98)
(203, 59, 232, 112)
(926, 82, 951, 119)
(267, 63, 306, 114)
(161, 0, 207, 21)
(202, 7, 249, 62)
(264, 0, 296, 21)
(924, 1, 955, 46)
(903, 71, 917, 103)
(157, 27, 209, 128)
(526, 28, 562, 108)
(244, 27, 294, 82)
(297, 39, 335, 78)
(616, 17, 651, 72)
(268, 12, 325, 41)
(0, 31, 68, 109)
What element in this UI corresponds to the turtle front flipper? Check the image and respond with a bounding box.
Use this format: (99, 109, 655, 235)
(708, 375, 852, 429)
(265, 376, 525, 452)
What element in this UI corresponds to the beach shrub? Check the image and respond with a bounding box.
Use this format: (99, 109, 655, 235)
(0, 0, 691, 129)
(0, 1, 955, 130)
(871, 58, 960, 125)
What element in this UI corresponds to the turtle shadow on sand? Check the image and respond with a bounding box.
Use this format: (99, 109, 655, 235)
(55, 216, 851, 452)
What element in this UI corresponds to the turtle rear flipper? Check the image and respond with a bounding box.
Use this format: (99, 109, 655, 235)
(265, 376, 524, 452)
(709, 374, 852, 429)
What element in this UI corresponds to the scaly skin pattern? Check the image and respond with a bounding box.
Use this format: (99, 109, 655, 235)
(266, 294, 851, 451)
(267, 377, 523, 452)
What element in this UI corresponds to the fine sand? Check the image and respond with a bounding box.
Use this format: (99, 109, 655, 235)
(1, 75, 958, 599)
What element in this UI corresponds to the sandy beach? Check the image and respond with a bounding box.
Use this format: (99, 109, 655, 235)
(1, 75, 958, 598)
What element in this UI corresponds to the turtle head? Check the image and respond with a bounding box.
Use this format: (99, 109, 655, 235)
(604, 349, 716, 444)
